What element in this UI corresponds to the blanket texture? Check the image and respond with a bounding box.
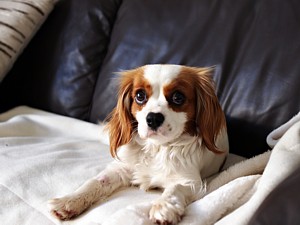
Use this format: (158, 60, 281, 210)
(0, 106, 299, 225)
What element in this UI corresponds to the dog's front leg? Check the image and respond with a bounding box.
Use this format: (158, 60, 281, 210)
(48, 162, 132, 220)
(149, 183, 203, 225)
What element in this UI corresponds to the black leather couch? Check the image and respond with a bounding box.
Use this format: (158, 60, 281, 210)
(0, 0, 299, 223)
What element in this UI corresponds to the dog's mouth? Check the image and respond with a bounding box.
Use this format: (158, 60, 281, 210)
(138, 126, 168, 140)
(144, 128, 165, 138)
(146, 129, 156, 137)
(137, 122, 186, 146)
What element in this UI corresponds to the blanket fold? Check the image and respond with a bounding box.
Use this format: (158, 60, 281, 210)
(217, 115, 300, 225)
(0, 106, 299, 225)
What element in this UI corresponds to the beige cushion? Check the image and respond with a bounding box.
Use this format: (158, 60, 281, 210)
(0, 0, 56, 82)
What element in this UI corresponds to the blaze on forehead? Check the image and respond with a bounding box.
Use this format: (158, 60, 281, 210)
(142, 64, 214, 85)
(143, 64, 182, 86)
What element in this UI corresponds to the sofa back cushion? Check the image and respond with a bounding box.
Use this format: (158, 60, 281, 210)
(90, 0, 300, 157)
(0, 0, 121, 120)
(1, 0, 300, 157)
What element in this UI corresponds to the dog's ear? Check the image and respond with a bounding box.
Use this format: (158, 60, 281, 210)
(106, 71, 136, 158)
(194, 67, 226, 154)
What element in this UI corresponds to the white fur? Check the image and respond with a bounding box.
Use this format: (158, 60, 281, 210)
(48, 65, 229, 224)
(144, 64, 182, 87)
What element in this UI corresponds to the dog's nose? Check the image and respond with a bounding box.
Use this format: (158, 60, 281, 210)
(146, 112, 165, 130)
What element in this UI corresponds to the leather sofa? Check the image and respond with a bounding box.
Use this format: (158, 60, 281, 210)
(0, 0, 299, 223)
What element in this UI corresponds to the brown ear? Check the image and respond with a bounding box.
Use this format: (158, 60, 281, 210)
(106, 72, 136, 158)
(194, 67, 226, 154)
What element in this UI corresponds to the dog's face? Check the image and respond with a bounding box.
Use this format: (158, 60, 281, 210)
(108, 64, 226, 157)
(131, 65, 197, 145)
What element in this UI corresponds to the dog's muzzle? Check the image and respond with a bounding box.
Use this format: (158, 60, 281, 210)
(146, 112, 165, 130)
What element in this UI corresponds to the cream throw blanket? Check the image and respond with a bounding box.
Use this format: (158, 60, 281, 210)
(0, 106, 299, 225)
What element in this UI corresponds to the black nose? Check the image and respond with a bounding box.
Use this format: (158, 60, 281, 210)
(146, 112, 165, 130)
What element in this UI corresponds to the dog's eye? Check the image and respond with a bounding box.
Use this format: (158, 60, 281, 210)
(135, 90, 147, 105)
(172, 91, 185, 105)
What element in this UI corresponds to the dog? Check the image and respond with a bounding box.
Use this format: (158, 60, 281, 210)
(48, 64, 229, 224)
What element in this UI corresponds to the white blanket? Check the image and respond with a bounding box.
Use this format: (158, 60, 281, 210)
(0, 106, 299, 225)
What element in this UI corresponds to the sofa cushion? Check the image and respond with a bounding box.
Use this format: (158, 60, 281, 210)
(249, 167, 300, 224)
(0, 0, 121, 120)
(0, 0, 55, 82)
(90, 0, 300, 157)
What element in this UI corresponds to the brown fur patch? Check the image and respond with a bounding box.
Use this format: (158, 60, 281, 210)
(165, 66, 226, 154)
(130, 71, 153, 117)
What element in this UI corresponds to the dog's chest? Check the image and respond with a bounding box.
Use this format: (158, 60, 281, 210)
(131, 145, 197, 190)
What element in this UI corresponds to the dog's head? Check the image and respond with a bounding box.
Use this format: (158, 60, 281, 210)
(107, 64, 226, 157)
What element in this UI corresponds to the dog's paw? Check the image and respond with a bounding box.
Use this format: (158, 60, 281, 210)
(48, 195, 86, 220)
(149, 197, 185, 225)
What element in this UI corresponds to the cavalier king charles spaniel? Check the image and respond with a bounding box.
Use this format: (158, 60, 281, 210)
(48, 64, 229, 224)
